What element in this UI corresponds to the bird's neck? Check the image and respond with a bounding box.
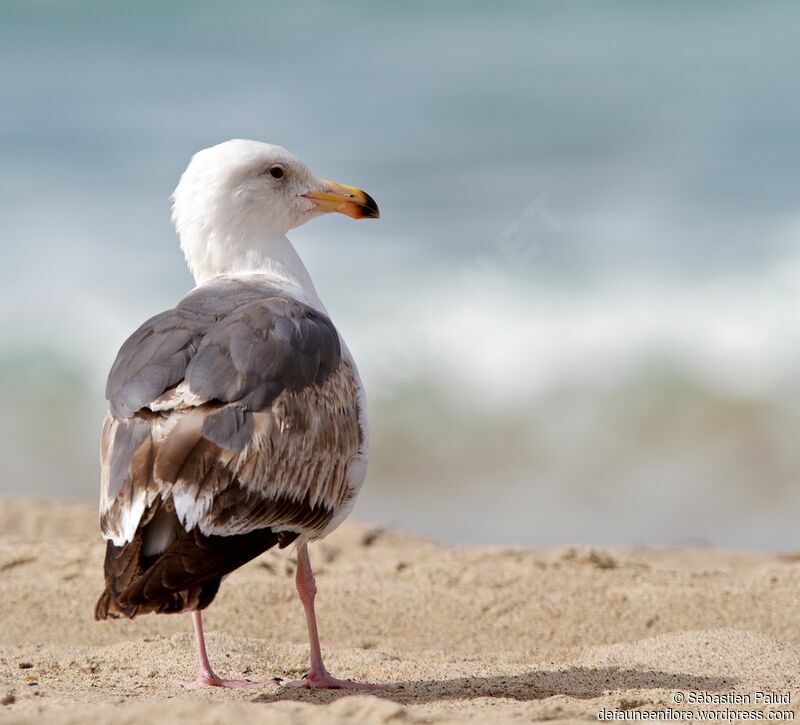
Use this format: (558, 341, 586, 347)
(183, 232, 325, 311)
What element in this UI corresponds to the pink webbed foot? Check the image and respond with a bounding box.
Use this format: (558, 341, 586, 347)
(180, 672, 279, 689)
(284, 544, 388, 691)
(280, 669, 386, 691)
(181, 610, 280, 689)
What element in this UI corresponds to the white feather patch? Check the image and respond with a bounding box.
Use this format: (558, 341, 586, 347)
(149, 381, 208, 412)
(113, 491, 148, 547)
(172, 486, 211, 532)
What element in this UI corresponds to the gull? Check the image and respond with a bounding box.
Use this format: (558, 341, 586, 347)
(94, 139, 381, 689)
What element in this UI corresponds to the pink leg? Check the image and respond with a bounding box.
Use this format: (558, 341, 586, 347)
(281, 542, 384, 690)
(180, 610, 275, 689)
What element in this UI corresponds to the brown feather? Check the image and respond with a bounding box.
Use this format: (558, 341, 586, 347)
(97, 278, 366, 621)
(95, 497, 292, 618)
(100, 361, 362, 544)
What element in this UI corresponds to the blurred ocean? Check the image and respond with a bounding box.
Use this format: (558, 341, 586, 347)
(1, 2, 799, 549)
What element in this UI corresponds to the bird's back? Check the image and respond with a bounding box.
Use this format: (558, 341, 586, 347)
(96, 275, 367, 619)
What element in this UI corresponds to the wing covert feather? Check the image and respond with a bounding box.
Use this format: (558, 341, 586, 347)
(99, 277, 363, 548)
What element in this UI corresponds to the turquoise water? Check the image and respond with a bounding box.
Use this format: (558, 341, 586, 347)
(2, 3, 799, 548)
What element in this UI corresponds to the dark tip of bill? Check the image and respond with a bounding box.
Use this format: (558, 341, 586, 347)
(361, 191, 380, 219)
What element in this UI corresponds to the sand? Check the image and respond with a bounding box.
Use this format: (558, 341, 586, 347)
(0, 497, 798, 724)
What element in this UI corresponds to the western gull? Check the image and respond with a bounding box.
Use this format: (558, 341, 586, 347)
(94, 139, 381, 690)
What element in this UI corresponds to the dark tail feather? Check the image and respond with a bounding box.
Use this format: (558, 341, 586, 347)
(95, 504, 283, 620)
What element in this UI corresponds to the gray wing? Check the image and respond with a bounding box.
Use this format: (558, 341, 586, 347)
(100, 277, 363, 547)
(107, 278, 339, 420)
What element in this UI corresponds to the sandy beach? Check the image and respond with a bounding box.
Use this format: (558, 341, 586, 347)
(0, 496, 798, 723)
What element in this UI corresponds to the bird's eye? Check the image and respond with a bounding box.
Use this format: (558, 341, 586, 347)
(268, 165, 285, 180)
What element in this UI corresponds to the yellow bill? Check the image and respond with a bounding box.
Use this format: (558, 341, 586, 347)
(304, 180, 380, 219)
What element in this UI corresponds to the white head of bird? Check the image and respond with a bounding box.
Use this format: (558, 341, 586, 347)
(171, 139, 379, 293)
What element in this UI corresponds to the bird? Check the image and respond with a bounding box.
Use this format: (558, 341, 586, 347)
(94, 139, 381, 690)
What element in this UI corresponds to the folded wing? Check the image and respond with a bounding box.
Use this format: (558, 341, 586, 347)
(96, 276, 364, 618)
